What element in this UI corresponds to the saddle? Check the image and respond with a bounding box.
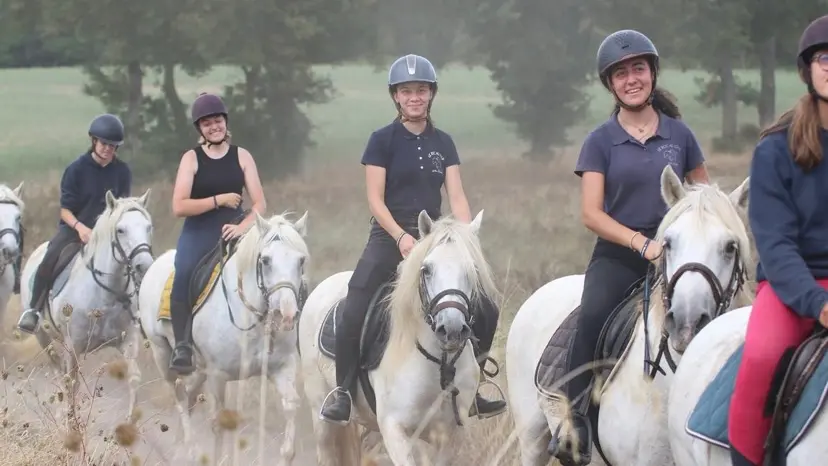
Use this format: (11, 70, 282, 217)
(157, 237, 240, 321)
(317, 278, 394, 413)
(686, 324, 828, 466)
(764, 326, 828, 464)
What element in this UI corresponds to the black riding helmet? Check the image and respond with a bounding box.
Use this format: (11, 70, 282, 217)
(88, 113, 125, 146)
(191, 92, 229, 127)
(387, 54, 439, 115)
(797, 14, 828, 101)
(596, 29, 660, 110)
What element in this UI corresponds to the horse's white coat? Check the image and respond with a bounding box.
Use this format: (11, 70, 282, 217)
(667, 305, 828, 466)
(138, 211, 309, 466)
(506, 166, 752, 466)
(298, 210, 499, 466)
(20, 190, 154, 429)
(0, 182, 24, 332)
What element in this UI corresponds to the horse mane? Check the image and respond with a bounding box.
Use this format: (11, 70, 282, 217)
(385, 216, 499, 366)
(0, 184, 24, 210)
(636, 182, 753, 321)
(78, 196, 151, 268)
(234, 212, 310, 278)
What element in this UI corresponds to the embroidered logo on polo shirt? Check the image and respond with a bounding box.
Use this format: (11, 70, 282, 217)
(657, 143, 681, 172)
(428, 151, 444, 175)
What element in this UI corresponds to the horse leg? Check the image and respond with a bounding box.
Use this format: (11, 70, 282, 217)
(270, 355, 300, 466)
(149, 335, 194, 444)
(124, 322, 143, 423)
(379, 418, 418, 466)
(186, 371, 207, 414)
(206, 373, 229, 466)
(432, 426, 461, 466)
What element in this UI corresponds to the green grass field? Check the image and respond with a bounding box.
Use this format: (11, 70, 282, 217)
(0, 64, 805, 179)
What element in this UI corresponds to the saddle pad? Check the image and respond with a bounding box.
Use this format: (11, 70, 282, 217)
(157, 263, 222, 320)
(686, 342, 828, 453)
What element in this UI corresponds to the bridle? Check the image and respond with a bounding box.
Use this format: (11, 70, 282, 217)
(642, 243, 747, 379)
(86, 207, 153, 308)
(0, 200, 22, 276)
(217, 233, 308, 333)
(412, 259, 486, 427)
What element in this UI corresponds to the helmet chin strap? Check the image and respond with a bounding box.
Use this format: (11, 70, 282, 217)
(807, 81, 828, 103)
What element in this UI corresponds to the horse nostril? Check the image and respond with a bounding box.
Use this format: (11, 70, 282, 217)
(664, 311, 676, 334)
(435, 325, 447, 338)
(461, 324, 471, 340)
(695, 314, 711, 333)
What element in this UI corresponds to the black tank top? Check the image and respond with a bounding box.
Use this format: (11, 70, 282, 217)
(190, 144, 245, 200)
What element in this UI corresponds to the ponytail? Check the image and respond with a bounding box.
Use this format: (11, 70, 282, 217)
(612, 87, 682, 119)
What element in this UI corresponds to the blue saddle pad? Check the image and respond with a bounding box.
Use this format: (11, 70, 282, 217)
(686, 342, 828, 456)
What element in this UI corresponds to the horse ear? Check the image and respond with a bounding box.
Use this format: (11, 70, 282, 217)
(12, 181, 23, 198)
(254, 212, 270, 235)
(660, 165, 686, 207)
(105, 190, 116, 210)
(138, 188, 151, 207)
(470, 209, 484, 236)
(729, 176, 749, 211)
(418, 210, 433, 239)
(293, 211, 308, 237)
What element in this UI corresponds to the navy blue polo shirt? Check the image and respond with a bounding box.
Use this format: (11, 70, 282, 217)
(361, 120, 460, 223)
(574, 111, 705, 231)
(59, 151, 132, 230)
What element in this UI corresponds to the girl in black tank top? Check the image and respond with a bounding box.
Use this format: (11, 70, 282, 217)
(168, 92, 268, 376)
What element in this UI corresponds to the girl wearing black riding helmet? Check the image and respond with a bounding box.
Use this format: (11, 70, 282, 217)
(17, 114, 132, 334)
(318, 54, 506, 426)
(548, 29, 710, 466)
(727, 14, 828, 466)
(167, 92, 267, 375)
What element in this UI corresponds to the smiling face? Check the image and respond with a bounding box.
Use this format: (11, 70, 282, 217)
(393, 82, 433, 120)
(197, 114, 228, 144)
(609, 56, 654, 108)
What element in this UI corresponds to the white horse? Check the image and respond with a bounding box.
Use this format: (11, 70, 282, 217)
(0, 182, 24, 330)
(506, 166, 752, 466)
(20, 190, 154, 428)
(298, 210, 499, 466)
(667, 308, 828, 465)
(138, 211, 309, 466)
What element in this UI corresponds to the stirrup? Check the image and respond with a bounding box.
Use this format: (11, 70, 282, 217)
(470, 378, 507, 419)
(318, 386, 353, 426)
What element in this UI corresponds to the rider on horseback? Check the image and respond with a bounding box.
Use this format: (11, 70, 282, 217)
(727, 14, 828, 466)
(318, 53, 507, 425)
(548, 30, 710, 465)
(167, 92, 267, 376)
(17, 113, 132, 334)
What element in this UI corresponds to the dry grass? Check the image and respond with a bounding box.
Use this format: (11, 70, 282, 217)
(0, 148, 752, 465)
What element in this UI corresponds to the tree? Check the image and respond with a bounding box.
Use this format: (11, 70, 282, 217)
(468, 0, 598, 159)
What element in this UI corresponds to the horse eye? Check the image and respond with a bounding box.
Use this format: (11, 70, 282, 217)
(663, 238, 671, 250)
(116, 227, 125, 235)
(421, 264, 431, 276)
(260, 256, 271, 267)
(724, 240, 737, 255)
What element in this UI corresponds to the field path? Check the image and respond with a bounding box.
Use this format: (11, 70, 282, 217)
(0, 300, 330, 465)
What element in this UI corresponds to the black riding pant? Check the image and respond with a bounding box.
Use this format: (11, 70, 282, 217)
(563, 231, 653, 412)
(30, 227, 82, 311)
(335, 219, 501, 390)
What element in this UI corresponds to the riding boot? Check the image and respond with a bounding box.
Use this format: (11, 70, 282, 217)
(169, 299, 195, 376)
(319, 287, 372, 425)
(468, 297, 507, 419)
(730, 448, 758, 466)
(16, 308, 40, 335)
(548, 410, 592, 466)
